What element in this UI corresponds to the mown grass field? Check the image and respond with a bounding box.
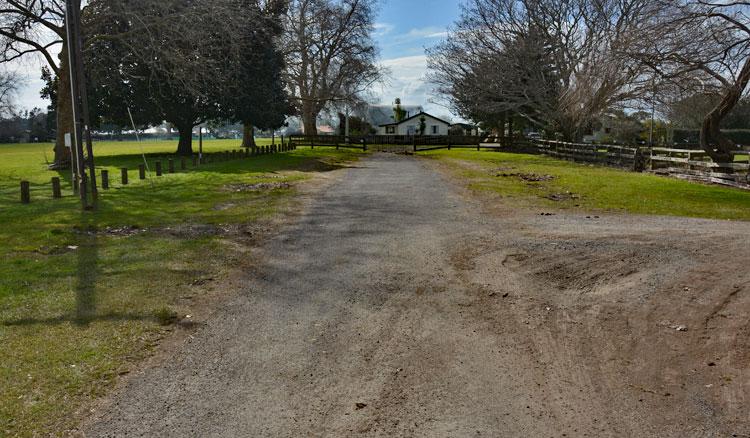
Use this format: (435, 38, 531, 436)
(421, 149, 750, 221)
(0, 139, 364, 437)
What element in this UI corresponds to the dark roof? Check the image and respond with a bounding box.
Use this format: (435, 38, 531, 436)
(366, 104, 423, 126)
(379, 111, 451, 127)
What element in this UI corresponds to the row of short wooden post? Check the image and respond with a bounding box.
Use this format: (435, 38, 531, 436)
(19, 143, 296, 203)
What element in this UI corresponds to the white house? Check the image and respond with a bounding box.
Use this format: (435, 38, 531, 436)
(378, 112, 451, 136)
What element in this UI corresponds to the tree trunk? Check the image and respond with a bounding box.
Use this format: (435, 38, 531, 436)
(52, 44, 73, 169)
(302, 101, 318, 135)
(499, 113, 507, 145)
(507, 115, 514, 146)
(176, 124, 194, 155)
(700, 58, 750, 163)
(242, 123, 256, 148)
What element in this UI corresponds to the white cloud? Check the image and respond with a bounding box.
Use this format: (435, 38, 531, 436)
(372, 55, 454, 121)
(405, 27, 448, 39)
(374, 22, 395, 36)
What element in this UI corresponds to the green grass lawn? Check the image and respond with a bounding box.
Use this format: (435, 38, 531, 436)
(421, 149, 750, 221)
(0, 139, 364, 437)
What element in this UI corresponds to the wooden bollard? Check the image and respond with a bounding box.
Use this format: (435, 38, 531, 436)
(52, 177, 62, 198)
(232, 149, 237, 159)
(121, 168, 129, 185)
(180, 157, 186, 170)
(155, 161, 163, 176)
(139, 164, 146, 180)
(193, 155, 198, 167)
(101, 170, 109, 190)
(168, 159, 175, 174)
(20, 180, 30, 204)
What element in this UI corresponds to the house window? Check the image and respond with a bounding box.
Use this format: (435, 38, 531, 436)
(432, 125, 439, 134)
(386, 126, 396, 134)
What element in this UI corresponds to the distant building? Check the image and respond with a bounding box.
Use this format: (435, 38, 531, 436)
(378, 111, 451, 136)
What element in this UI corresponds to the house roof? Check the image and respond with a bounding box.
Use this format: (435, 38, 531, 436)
(366, 104, 424, 126)
(379, 111, 452, 127)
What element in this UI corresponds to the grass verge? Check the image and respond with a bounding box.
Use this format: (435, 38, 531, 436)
(420, 149, 750, 221)
(0, 139, 363, 437)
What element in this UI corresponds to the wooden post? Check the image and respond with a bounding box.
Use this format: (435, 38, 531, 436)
(193, 155, 198, 167)
(20, 181, 30, 204)
(413, 137, 417, 153)
(232, 149, 237, 159)
(168, 159, 175, 174)
(139, 164, 146, 180)
(272, 132, 275, 145)
(52, 177, 62, 198)
(448, 139, 451, 151)
(311, 137, 314, 149)
(363, 139, 367, 151)
(121, 168, 128, 185)
(281, 135, 285, 149)
(181, 157, 187, 170)
(101, 170, 109, 190)
(155, 161, 162, 176)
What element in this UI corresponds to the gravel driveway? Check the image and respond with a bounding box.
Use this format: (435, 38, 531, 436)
(82, 153, 750, 437)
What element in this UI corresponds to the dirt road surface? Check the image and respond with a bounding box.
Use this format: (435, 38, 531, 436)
(82, 153, 750, 437)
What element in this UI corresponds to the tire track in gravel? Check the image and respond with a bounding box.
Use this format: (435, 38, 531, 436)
(81, 153, 750, 437)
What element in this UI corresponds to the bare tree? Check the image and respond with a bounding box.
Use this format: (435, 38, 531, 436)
(428, 0, 660, 140)
(627, 1, 749, 161)
(0, 0, 70, 164)
(0, 69, 19, 117)
(282, 0, 382, 135)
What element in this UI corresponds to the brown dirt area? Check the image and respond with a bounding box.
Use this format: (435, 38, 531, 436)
(79, 154, 749, 437)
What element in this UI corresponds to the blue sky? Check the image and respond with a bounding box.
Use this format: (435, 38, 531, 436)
(11, 0, 462, 120)
(372, 0, 462, 120)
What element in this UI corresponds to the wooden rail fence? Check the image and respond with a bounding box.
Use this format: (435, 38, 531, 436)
(288, 134, 489, 152)
(649, 147, 750, 189)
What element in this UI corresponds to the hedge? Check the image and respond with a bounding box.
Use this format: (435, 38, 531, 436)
(673, 129, 750, 146)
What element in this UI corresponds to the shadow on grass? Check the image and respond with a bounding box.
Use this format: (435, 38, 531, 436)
(74, 230, 98, 326)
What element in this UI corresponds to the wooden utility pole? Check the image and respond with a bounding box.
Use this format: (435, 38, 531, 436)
(65, 0, 97, 208)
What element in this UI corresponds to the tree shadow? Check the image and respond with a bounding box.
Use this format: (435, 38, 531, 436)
(2, 214, 152, 328)
(73, 228, 98, 326)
